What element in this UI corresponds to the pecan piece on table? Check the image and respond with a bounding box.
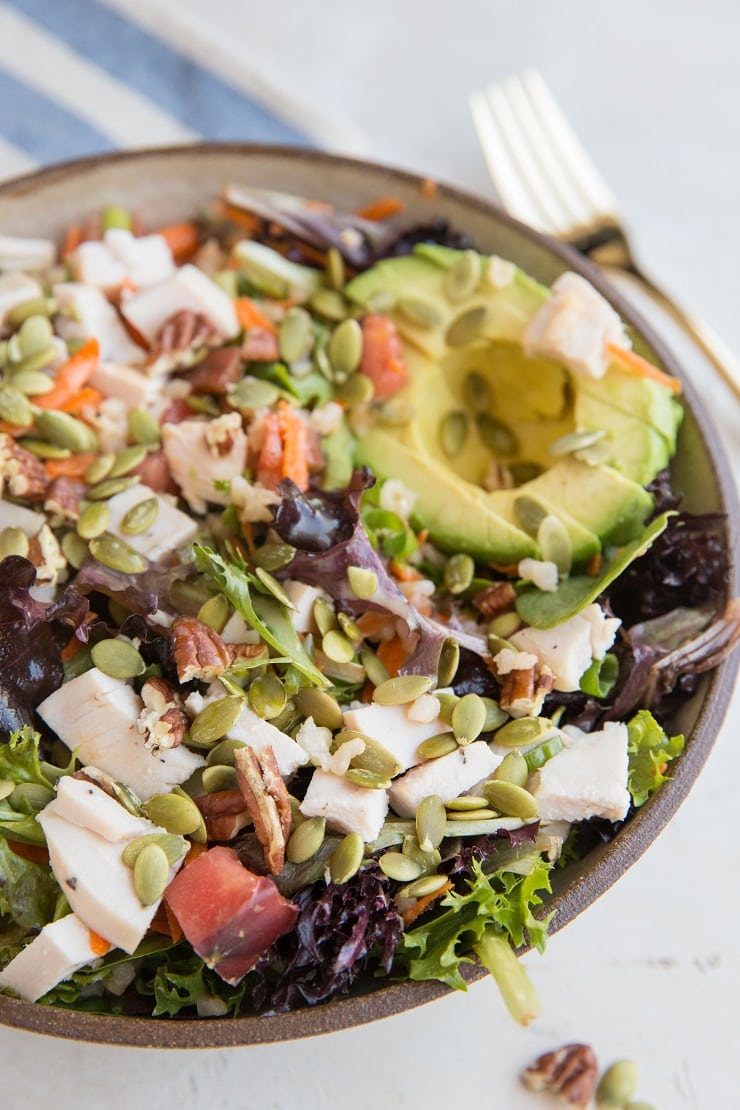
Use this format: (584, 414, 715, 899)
(521, 1043, 599, 1110)
(0, 434, 48, 501)
(171, 616, 231, 684)
(234, 746, 291, 874)
(136, 677, 188, 752)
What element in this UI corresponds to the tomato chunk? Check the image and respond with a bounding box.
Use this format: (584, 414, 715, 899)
(165, 846, 298, 985)
(357, 314, 408, 399)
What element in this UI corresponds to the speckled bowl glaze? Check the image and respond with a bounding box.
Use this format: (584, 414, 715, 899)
(0, 144, 736, 1047)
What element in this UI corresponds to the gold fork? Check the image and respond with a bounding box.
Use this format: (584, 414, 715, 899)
(470, 68, 740, 400)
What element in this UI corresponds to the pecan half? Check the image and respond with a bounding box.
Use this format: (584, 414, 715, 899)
(185, 347, 243, 395)
(521, 1043, 599, 1110)
(234, 746, 291, 874)
(136, 677, 188, 751)
(195, 788, 250, 841)
(156, 310, 220, 354)
(241, 326, 279, 362)
(0, 434, 48, 501)
(171, 616, 231, 683)
(473, 580, 517, 618)
(499, 665, 554, 718)
(44, 476, 86, 521)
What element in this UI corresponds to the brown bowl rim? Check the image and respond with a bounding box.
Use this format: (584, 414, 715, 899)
(0, 142, 736, 1047)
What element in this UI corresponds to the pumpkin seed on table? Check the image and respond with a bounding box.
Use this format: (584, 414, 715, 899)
(133, 843, 170, 906)
(144, 791, 203, 836)
(76, 502, 110, 540)
(0, 384, 33, 426)
(328, 317, 363, 377)
(286, 816, 326, 864)
(248, 673, 286, 720)
(416, 732, 459, 760)
(439, 410, 468, 458)
(379, 851, 423, 883)
(122, 832, 187, 869)
(444, 552, 475, 594)
(446, 305, 488, 347)
(451, 692, 487, 744)
(329, 831, 365, 884)
(201, 764, 238, 793)
(482, 780, 539, 820)
(444, 250, 481, 302)
(90, 637, 145, 680)
(109, 444, 149, 478)
(190, 696, 243, 746)
(373, 674, 434, 706)
(128, 408, 161, 447)
(477, 412, 519, 456)
(34, 409, 98, 453)
(0, 526, 29, 559)
(86, 475, 139, 501)
(416, 794, 447, 852)
(398, 296, 444, 329)
(89, 533, 146, 574)
(595, 1060, 640, 1109)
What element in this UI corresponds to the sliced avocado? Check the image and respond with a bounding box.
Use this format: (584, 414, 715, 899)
(577, 364, 683, 448)
(575, 388, 672, 485)
(524, 457, 653, 545)
(484, 487, 601, 564)
(355, 428, 538, 562)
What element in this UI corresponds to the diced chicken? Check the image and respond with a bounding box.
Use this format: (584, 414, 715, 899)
(523, 271, 629, 380)
(494, 648, 540, 675)
(69, 241, 126, 290)
(0, 234, 55, 271)
(220, 611, 259, 645)
(282, 579, 327, 634)
(52, 775, 148, 841)
(518, 557, 559, 593)
(0, 913, 108, 1003)
(510, 604, 621, 692)
(37, 668, 205, 800)
(121, 264, 239, 342)
(54, 282, 145, 364)
(103, 229, 175, 288)
(0, 270, 42, 326)
(342, 702, 447, 773)
(89, 361, 162, 411)
(0, 499, 44, 536)
(388, 741, 502, 818)
(161, 417, 248, 513)
(299, 769, 389, 842)
(104, 483, 198, 563)
(186, 686, 308, 778)
(529, 722, 630, 822)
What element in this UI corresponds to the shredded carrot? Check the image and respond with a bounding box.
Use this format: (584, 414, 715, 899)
(389, 558, 422, 582)
(43, 453, 96, 480)
(234, 296, 278, 335)
(34, 337, 100, 411)
(88, 929, 112, 957)
(7, 840, 49, 865)
(61, 224, 83, 258)
(357, 196, 405, 222)
(279, 401, 309, 490)
(61, 635, 85, 662)
(376, 636, 408, 677)
(402, 880, 453, 928)
(256, 410, 284, 488)
(606, 343, 683, 395)
(355, 612, 392, 639)
(58, 386, 103, 414)
(154, 220, 201, 263)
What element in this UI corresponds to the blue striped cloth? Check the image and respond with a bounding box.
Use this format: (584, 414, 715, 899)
(0, 0, 365, 181)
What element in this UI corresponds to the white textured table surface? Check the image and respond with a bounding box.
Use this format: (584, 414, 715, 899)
(1, 3, 739, 1107)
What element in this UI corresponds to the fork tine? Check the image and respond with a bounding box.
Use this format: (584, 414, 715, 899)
(469, 90, 547, 232)
(520, 69, 620, 218)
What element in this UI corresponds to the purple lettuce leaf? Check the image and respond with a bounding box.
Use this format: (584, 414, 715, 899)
(73, 557, 192, 617)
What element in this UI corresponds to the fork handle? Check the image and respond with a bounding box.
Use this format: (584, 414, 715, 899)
(602, 263, 740, 401)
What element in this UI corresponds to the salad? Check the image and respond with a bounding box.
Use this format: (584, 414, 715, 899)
(0, 183, 737, 1024)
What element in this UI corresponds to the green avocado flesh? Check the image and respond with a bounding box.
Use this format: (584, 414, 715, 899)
(345, 247, 683, 565)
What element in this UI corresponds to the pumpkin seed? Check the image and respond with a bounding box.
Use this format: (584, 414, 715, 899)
(439, 410, 468, 457)
(190, 696, 243, 746)
(122, 833, 187, 869)
(345, 768, 391, 789)
(329, 831, 365, 884)
(436, 691, 459, 725)
(120, 497, 159, 538)
(12, 346, 58, 375)
(483, 780, 538, 820)
(548, 428, 606, 458)
(10, 782, 55, 813)
(325, 247, 345, 291)
(491, 750, 529, 788)
(86, 475, 140, 501)
(253, 541, 296, 571)
(347, 565, 378, 600)
(446, 305, 488, 347)
(446, 807, 498, 821)
(401, 835, 441, 875)
(128, 408, 161, 447)
(398, 296, 444, 329)
(358, 645, 390, 688)
(18, 437, 71, 459)
(445, 795, 489, 812)
(5, 296, 53, 327)
(61, 530, 89, 569)
(576, 440, 612, 466)
(335, 372, 374, 407)
(201, 764, 238, 793)
(254, 566, 295, 609)
(91, 637, 145, 679)
(365, 289, 396, 314)
(416, 794, 447, 852)
(494, 716, 553, 748)
(293, 687, 344, 730)
(436, 638, 460, 687)
(595, 1060, 640, 1109)
(310, 288, 347, 322)
(416, 732, 458, 760)
(322, 629, 355, 664)
(480, 696, 509, 731)
(488, 633, 515, 657)
(11, 369, 54, 396)
(109, 444, 149, 478)
(279, 306, 313, 363)
(286, 816, 326, 864)
(328, 317, 363, 377)
(444, 249, 480, 302)
(451, 692, 487, 744)
(340, 730, 401, 779)
(463, 369, 491, 412)
(76, 502, 110, 540)
(89, 533, 146, 574)
(0, 384, 32, 426)
(379, 851, 423, 882)
(398, 873, 449, 899)
(0, 526, 30, 559)
(0, 779, 15, 802)
(144, 791, 204, 836)
(444, 552, 475, 594)
(196, 593, 230, 633)
(537, 514, 573, 576)
(228, 377, 281, 412)
(248, 674, 286, 720)
(488, 611, 521, 639)
(18, 314, 53, 357)
(513, 494, 547, 535)
(313, 597, 337, 636)
(510, 460, 543, 485)
(373, 674, 434, 706)
(34, 409, 98, 453)
(477, 412, 519, 456)
(206, 738, 247, 767)
(133, 843, 170, 906)
(84, 453, 115, 484)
